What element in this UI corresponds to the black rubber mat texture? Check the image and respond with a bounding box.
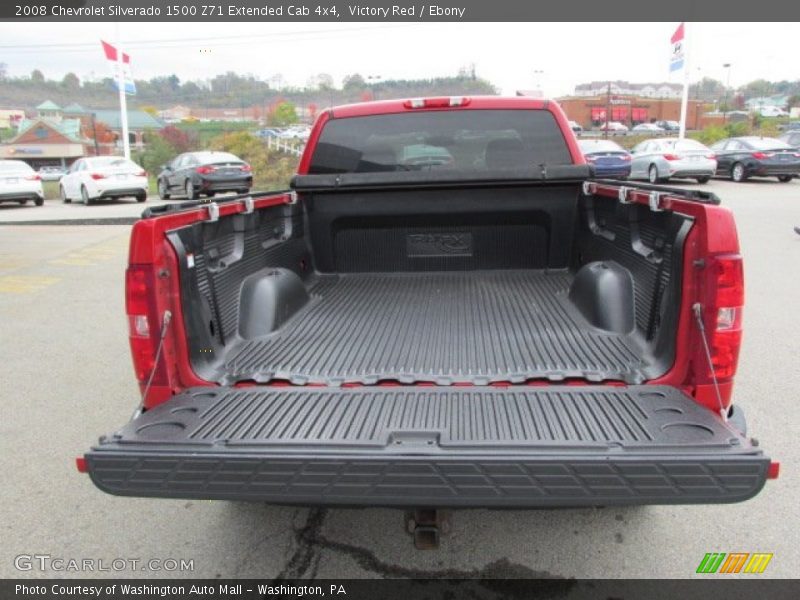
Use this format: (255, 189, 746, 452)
(111, 385, 743, 449)
(218, 270, 649, 385)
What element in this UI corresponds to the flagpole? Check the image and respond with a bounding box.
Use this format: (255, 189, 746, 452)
(678, 22, 690, 139)
(115, 22, 130, 159)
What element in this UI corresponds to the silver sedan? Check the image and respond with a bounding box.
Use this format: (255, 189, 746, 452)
(629, 138, 717, 184)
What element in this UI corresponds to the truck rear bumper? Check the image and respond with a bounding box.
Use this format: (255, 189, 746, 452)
(84, 386, 770, 507)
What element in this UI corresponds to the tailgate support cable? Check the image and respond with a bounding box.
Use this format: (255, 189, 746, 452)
(692, 303, 727, 421)
(139, 310, 173, 413)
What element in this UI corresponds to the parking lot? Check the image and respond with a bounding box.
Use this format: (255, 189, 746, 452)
(0, 179, 798, 579)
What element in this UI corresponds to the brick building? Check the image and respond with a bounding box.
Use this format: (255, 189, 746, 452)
(557, 95, 709, 130)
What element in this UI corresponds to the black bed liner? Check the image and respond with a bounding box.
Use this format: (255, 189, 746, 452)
(85, 385, 769, 507)
(215, 270, 654, 386)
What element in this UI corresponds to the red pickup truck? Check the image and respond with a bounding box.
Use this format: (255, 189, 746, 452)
(81, 97, 777, 515)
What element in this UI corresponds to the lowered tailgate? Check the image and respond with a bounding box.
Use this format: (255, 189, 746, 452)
(84, 385, 770, 507)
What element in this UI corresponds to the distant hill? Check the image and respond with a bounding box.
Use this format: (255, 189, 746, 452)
(0, 71, 498, 112)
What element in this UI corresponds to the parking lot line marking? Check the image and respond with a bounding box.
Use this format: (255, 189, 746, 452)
(0, 275, 60, 294)
(47, 236, 129, 267)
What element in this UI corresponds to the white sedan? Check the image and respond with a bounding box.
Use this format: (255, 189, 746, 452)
(59, 156, 148, 205)
(0, 160, 44, 206)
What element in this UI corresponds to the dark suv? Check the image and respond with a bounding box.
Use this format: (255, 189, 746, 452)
(157, 151, 252, 200)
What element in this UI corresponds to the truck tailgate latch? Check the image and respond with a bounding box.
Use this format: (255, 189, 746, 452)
(617, 186, 633, 204)
(206, 202, 219, 222)
(242, 196, 254, 214)
(648, 191, 665, 212)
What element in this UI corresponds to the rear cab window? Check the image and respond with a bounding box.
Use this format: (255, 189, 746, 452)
(308, 109, 572, 174)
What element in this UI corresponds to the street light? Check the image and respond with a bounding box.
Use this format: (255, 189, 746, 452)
(722, 63, 732, 123)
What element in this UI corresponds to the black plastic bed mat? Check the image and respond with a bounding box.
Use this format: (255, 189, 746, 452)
(216, 270, 652, 386)
(85, 385, 769, 506)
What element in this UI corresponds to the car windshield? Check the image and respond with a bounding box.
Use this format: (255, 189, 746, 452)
(192, 152, 243, 164)
(308, 109, 572, 174)
(87, 157, 141, 170)
(661, 139, 708, 152)
(578, 140, 624, 153)
(744, 138, 792, 150)
(0, 160, 33, 173)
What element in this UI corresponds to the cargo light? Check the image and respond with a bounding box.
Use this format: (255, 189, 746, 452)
(403, 97, 471, 109)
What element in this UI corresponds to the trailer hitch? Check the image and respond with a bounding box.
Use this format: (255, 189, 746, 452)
(405, 509, 451, 550)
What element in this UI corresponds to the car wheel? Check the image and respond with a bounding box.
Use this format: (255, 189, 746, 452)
(185, 179, 198, 200)
(136, 192, 147, 203)
(34, 196, 44, 206)
(158, 178, 170, 199)
(731, 163, 747, 182)
(777, 175, 793, 183)
(80, 185, 92, 205)
(648, 165, 661, 184)
(60, 185, 71, 203)
(696, 176, 710, 184)
(18, 199, 28, 205)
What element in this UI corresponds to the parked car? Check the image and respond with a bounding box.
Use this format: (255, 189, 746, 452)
(777, 121, 800, 132)
(631, 123, 665, 133)
(59, 157, 147, 205)
(757, 106, 788, 118)
(81, 97, 776, 523)
(710, 136, 800, 182)
(157, 151, 252, 200)
(577, 139, 632, 179)
(655, 120, 680, 132)
(568, 120, 583, 134)
(255, 128, 282, 139)
(778, 131, 800, 149)
(0, 159, 44, 206)
(599, 121, 629, 133)
(629, 137, 716, 183)
(37, 165, 67, 182)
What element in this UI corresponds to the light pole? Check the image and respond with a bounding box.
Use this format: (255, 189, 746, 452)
(532, 70, 544, 94)
(722, 63, 732, 123)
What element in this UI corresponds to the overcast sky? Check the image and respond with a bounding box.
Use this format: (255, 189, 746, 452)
(0, 22, 798, 97)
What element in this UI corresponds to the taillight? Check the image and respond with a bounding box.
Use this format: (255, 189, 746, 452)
(663, 153, 681, 161)
(90, 173, 106, 180)
(26, 174, 42, 181)
(241, 164, 252, 172)
(403, 96, 471, 109)
(751, 152, 772, 159)
(584, 155, 597, 162)
(136, 170, 147, 177)
(705, 153, 716, 160)
(125, 265, 168, 389)
(196, 165, 215, 174)
(622, 154, 632, 161)
(699, 254, 745, 382)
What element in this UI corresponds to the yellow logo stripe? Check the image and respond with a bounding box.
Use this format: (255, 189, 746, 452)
(744, 553, 773, 574)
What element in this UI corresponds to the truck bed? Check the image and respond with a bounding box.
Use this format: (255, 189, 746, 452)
(217, 270, 649, 385)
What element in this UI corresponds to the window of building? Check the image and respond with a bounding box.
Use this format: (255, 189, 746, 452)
(35, 127, 48, 139)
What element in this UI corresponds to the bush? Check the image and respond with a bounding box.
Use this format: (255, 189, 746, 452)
(134, 135, 177, 174)
(208, 131, 299, 189)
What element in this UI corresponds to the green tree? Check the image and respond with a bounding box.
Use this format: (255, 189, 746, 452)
(135, 135, 177, 175)
(30, 69, 44, 83)
(268, 101, 298, 126)
(342, 73, 366, 90)
(61, 72, 80, 90)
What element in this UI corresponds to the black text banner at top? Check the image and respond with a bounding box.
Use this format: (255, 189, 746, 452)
(4, 0, 800, 21)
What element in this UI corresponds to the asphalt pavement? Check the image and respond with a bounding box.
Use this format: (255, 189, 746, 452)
(0, 179, 798, 579)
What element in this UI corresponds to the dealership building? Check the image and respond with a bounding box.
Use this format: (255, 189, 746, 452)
(557, 95, 710, 130)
